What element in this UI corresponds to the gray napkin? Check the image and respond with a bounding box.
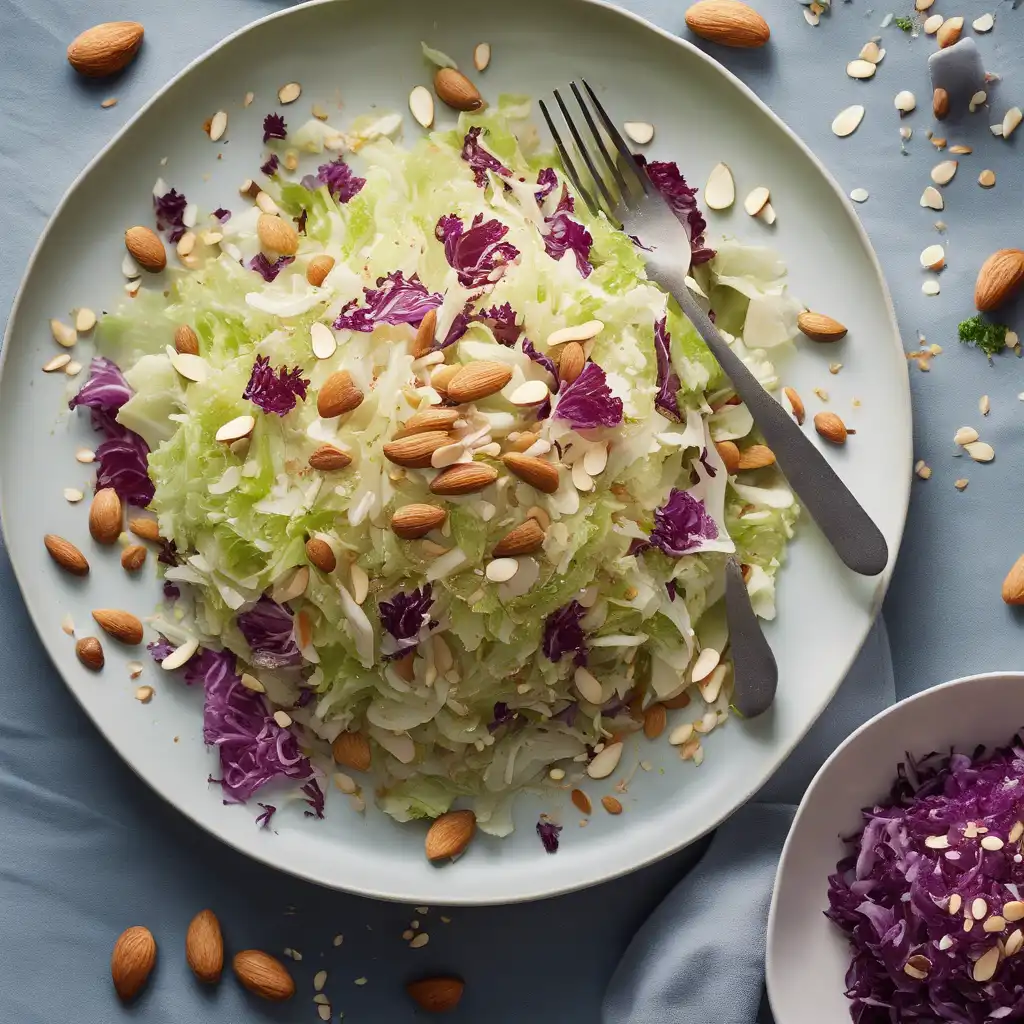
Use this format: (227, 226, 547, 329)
(602, 620, 896, 1024)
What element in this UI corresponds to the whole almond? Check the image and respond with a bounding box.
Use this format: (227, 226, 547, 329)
(1002, 555, 1024, 605)
(306, 254, 335, 287)
(125, 226, 166, 273)
(121, 545, 147, 572)
(232, 950, 295, 1002)
(393, 408, 461, 439)
(975, 249, 1024, 312)
(602, 795, 624, 815)
(332, 731, 371, 772)
(714, 440, 740, 474)
(933, 88, 950, 120)
(67, 21, 144, 78)
(93, 609, 144, 645)
(643, 703, 668, 739)
(493, 518, 545, 557)
(446, 361, 514, 403)
(175, 325, 200, 355)
(797, 310, 847, 343)
(814, 411, 848, 444)
(76, 636, 105, 670)
(663, 689, 692, 710)
(317, 371, 364, 418)
(434, 68, 483, 111)
(430, 463, 499, 495)
(305, 537, 337, 573)
(186, 909, 224, 984)
(937, 16, 963, 47)
(737, 444, 776, 470)
(558, 342, 586, 384)
(44, 534, 89, 576)
(257, 214, 299, 256)
(425, 809, 477, 861)
(502, 453, 560, 493)
(571, 789, 592, 814)
(383, 430, 452, 468)
(308, 444, 352, 471)
(685, 0, 771, 48)
(412, 308, 438, 359)
(111, 925, 157, 1001)
(783, 386, 805, 425)
(407, 976, 465, 1013)
(89, 487, 123, 544)
(392, 504, 448, 539)
(128, 517, 162, 542)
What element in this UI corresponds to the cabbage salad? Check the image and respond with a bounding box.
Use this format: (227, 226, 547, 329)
(69, 89, 803, 840)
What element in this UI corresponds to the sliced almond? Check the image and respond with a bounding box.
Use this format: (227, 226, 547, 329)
(409, 85, 435, 128)
(846, 59, 876, 80)
(446, 361, 514, 403)
(546, 320, 604, 347)
(208, 110, 228, 141)
(743, 186, 770, 217)
(43, 354, 71, 372)
(392, 504, 448, 539)
(277, 82, 302, 104)
(894, 90, 917, 115)
(308, 444, 352, 471)
(973, 12, 995, 31)
(493, 518, 545, 557)
(936, 16, 963, 47)
(931, 160, 958, 185)
(920, 186, 944, 210)
(737, 444, 776, 470)
(485, 557, 519, 583)
(623, 121, 655, 145)
(797, 310, 848, 343)
(317, 371, 363, 418)
(832, 105, 865, 138)
(215, 415, 255, 444)
(587, 742, 623, 779)
(973, 946, 1000, 983)
(920, 244, 946, 271)
(425, 809, 476, 860)
(1003, 107, 1023, 140)
(44, 534, 89, 576)
(92, 609, 144, 645)
(169, 351, 208, 383)
(306, 255, 335, 287)
(430, 463, 499, 495)
(310, 322, 337, 360)
(979, 169, 997, 188)
(383, 430, 452, 469)
(509, 380, 550, 406)
(393, 407, 460, 439)
(860, 40, 884, 63)
(704, 162, 736, 211)
(50, 318, 77, 347)
(814, 411, 848, 444)
(502, 453, 560, 493)
(965, 440, 995, 463)
(923, 12, 943, 32)
(332, 731, 371, 772)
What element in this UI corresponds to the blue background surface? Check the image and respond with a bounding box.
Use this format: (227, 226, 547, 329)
(1, 0, 1022, 1020)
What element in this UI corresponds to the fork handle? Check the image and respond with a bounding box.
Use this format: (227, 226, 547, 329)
(658, 275, 889, 577)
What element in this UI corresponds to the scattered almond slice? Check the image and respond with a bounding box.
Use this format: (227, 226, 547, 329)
(979, 169, 996, 188)
(991, 124, 1004, 138)
(215, 415, 256, 443)
(758, 202, 777, 226)
(894, 90, 916, 115)
(64, 487, 84, 503)
(75, 447, 96, 464)
(922, 280, 941, 296)
(965, 441, 995, 463)
(278, 82, 301, 104)
(100, 97, 117, 109)
(803, 8, 819, 25)
(860, 40, 884, 63)
(972, 12, 994, 31)
(65, 360, 82, 377)
(948, 144, 972, 155)
(704, 163, 735, 211)
(43, 354, 71, 373)
(74, 308, 97, 332)
(1003, 107, 1023, 139)
(931, 160, 958, 185)
(485, 558, 519, 583)
(920, 186, 944, 210)
(849, 188, 869, 203)
(509, 380, 550, 406)
(832, 105, 865, 138)
(916, 0, 934, 9)
(923, 13, 944, 33)
(970, 91, 988, 113)
(409, 85, 434, 128)
(473, 42, 491, 72)
(169, 350, 209, 382)
(50, 318, 77, 347)
(623, 121, 655, 145)
(209, 110, 228, 142)
(135, 685, 154, 704)
(980, 394, 991, 416)
(920, 244, 946, 271)
(955, 426, 979, 446)
(743, 186, 770, 217)
(310, 322, 337, 360)
(846, 59, 876, 80)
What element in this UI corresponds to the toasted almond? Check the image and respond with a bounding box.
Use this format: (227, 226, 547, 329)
(493, 518, 545, 557)
(409, 85, 435, 128)
(737, 444, 776, 470)
(557, 342, 586, 384)
(933, 88, 950, 120)
(332, 731, 371, 772)
(783, 386, 805, 424)
(111, 925, 156, 1001)
(623, 121, 655, 145)
(92, 609, 144, 645)
(425, 809, 477, 860)
(277, 82, 301, 104)
(715, 440, 741, 474)
(233, 950, 295, 1001)
(174, 324, 199, 355)
(643, 703, 668, 739)
(602, 795, 623, 815)
(125, 226, 166, 272)
(684, 0, 771, 48)
(798, 310, 848, 342)
(215, 415, 256, 444)
(184, 909, 224, 984)
(430, 463, 499, 495)
(306, 537, 337, 573)
(317, 371, 364, 419)
(89, 487, 122, 544)
(704, 162, 736, 210)
(571, 788, 592, 814)
(446, 361, 514, 403)
(44, 534, 89, 576)
(473, 41, 491, 71)
(394, 407, 460, 438)
(502, 453, 560, 493)
(306, 254, 335, 287)
(411, 308, 438, 359)
(980, 169, 997, 188)
(976, 250, 1024, 311)
(121, 545, 147, 572)
(384, 430, 452, 468)
(257, 213, 298, 256)
(1003, 556, 1024, 604)
(407, 977, 465, 1013)
(814, 411, 848, 444)
(392, 504, 448, 539)
(936, 16, 963, 47)
(67, 21, 144, 77)
(308, 444, 352, 471)
(433, 68, 482, 111)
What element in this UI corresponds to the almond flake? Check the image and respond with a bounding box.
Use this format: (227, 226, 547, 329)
(410, 933, 429, 948)
(473, 42, 491, 72)
(122, 253, 142, 279)
(925, 834, 950, 849)
(63, 487, 84, 503)
(161, 638, 199, 671)
(587, 742, 623, 779)
(208, 110, 228, 141)
(75, 447, 96, 464)
(485, 557, 519, 583)
(965, 441, 995, 463)
(691, 646, 720, 683)
(135, 685, 154, 704)
(973, 12, 994, 31)
(244, 91, 254, 107)
(546, 320, 604, 346)
(743, 186, 770, 217)
(574, 666, 603, 704)
(922, 280, 941, 296)
(623, 121, 655, 145)
(74, 308, 96, 332)
(278, 82, 302, 104)
(409, 85, 434, 129)
(832, 105, 865, 138)
(915, 462, 932, 480)
(310, 322, 337, 360)
(860, 40, 884, 63)
(979, 169, 997, 188)
(924, 12, 944, 32)
(1004, 107, 1024, 139)
(803, 8, 820, 24)
(970, 91, 988, 113)
(65, 360, 82, 377)
(240, 672, 266, 693)
(42, 354, 71, 372)
(980, 394, 991, 416)
(846, 59, 876, 80)
(955, 478, 969, 491)
(931, 160, 958, 185)
(954, 426, 978, 446)
(849, 188, 869, 203)
(920, 244, 945, 270)
(582, 443, 608, 476)
(169, 351, 209, 382)
(758, 202, 777, 226)
(100, 97, 117, 109)
(50, 318, 77, 347)
(704, 162, 735, 211)
(255, 191, 280, 215)
(894, 90, 916, 114)
(509, 380, 550, 406)
(273, 710, 293, 728)
(215, 414, 256, 443)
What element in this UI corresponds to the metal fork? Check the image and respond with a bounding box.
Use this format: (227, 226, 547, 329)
(541, 82, 889, 715)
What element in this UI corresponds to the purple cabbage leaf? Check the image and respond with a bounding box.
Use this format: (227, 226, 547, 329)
(636, 156, 714, 266)
(334, 271, 442, 332)
(237, 596, 303, 669)
(461, 127, 511, 187)
(648, 489, 718, 557)
(553, 361, 623, 430)
(379, 584, 436, 660)
(242, 356, 310, 416)
(653, 316, 682, 422)
(542, 600, 588, 665)
(436, 213, 520, 288)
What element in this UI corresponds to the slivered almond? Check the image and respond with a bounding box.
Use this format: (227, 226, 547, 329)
(425, 809, 476, 860)
(797, 311, 848, 343)
(558, 342, 586, 384)
(643, 703, 668, 739)
(317, 371, 363, 418)
(89, 487, 123, 544)
(75, 636, 104, 670)
(174, 325, 199, 355)
(332, 731, 371, 772)
(737, 445, 776, 470)
(257, 214, 298, 256)
(392, 504, 448, 539)
(814, 411, 849, 444)
(571, 789, 592, 814)
(383, 431, 452, 468)
(121, 545, 147, 572)
(493, 518, 545, 557)
(393, 407, 460, 438)
(306, 255, 335, 287)
(446, 361, 513, 403)
(502, 453, 560, 493)
(44, 534, 89, 576)
(715, 440, 740, 473)
(783, 386, 805, 424)
(412, 308, 437, 358)
(308, 444, 352, 471)
(431, 463, 499, 495)
(306, 537, 337, 573)
(92, 609, 144, 645)
(433, 68, 482, 111)
(125, 226, 166, 272)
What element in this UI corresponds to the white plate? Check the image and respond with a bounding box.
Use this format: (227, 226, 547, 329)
(0, 0, 910, 904)
(766, 672, 1024, 1022)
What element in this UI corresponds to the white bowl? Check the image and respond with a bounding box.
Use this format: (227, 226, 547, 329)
(766, 671, 1024, 1022)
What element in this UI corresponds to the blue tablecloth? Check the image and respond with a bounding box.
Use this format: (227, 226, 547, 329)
(1, 1, 1021, 1020)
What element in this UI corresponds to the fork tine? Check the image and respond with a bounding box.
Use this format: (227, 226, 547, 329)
(538, 99, 598, 216)
(553, 89, 618, 215)
(568, 82, 633, 205)
(580, 79, 650, 195)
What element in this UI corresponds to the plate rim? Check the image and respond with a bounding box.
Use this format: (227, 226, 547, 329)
(0, 0, 912, 903)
